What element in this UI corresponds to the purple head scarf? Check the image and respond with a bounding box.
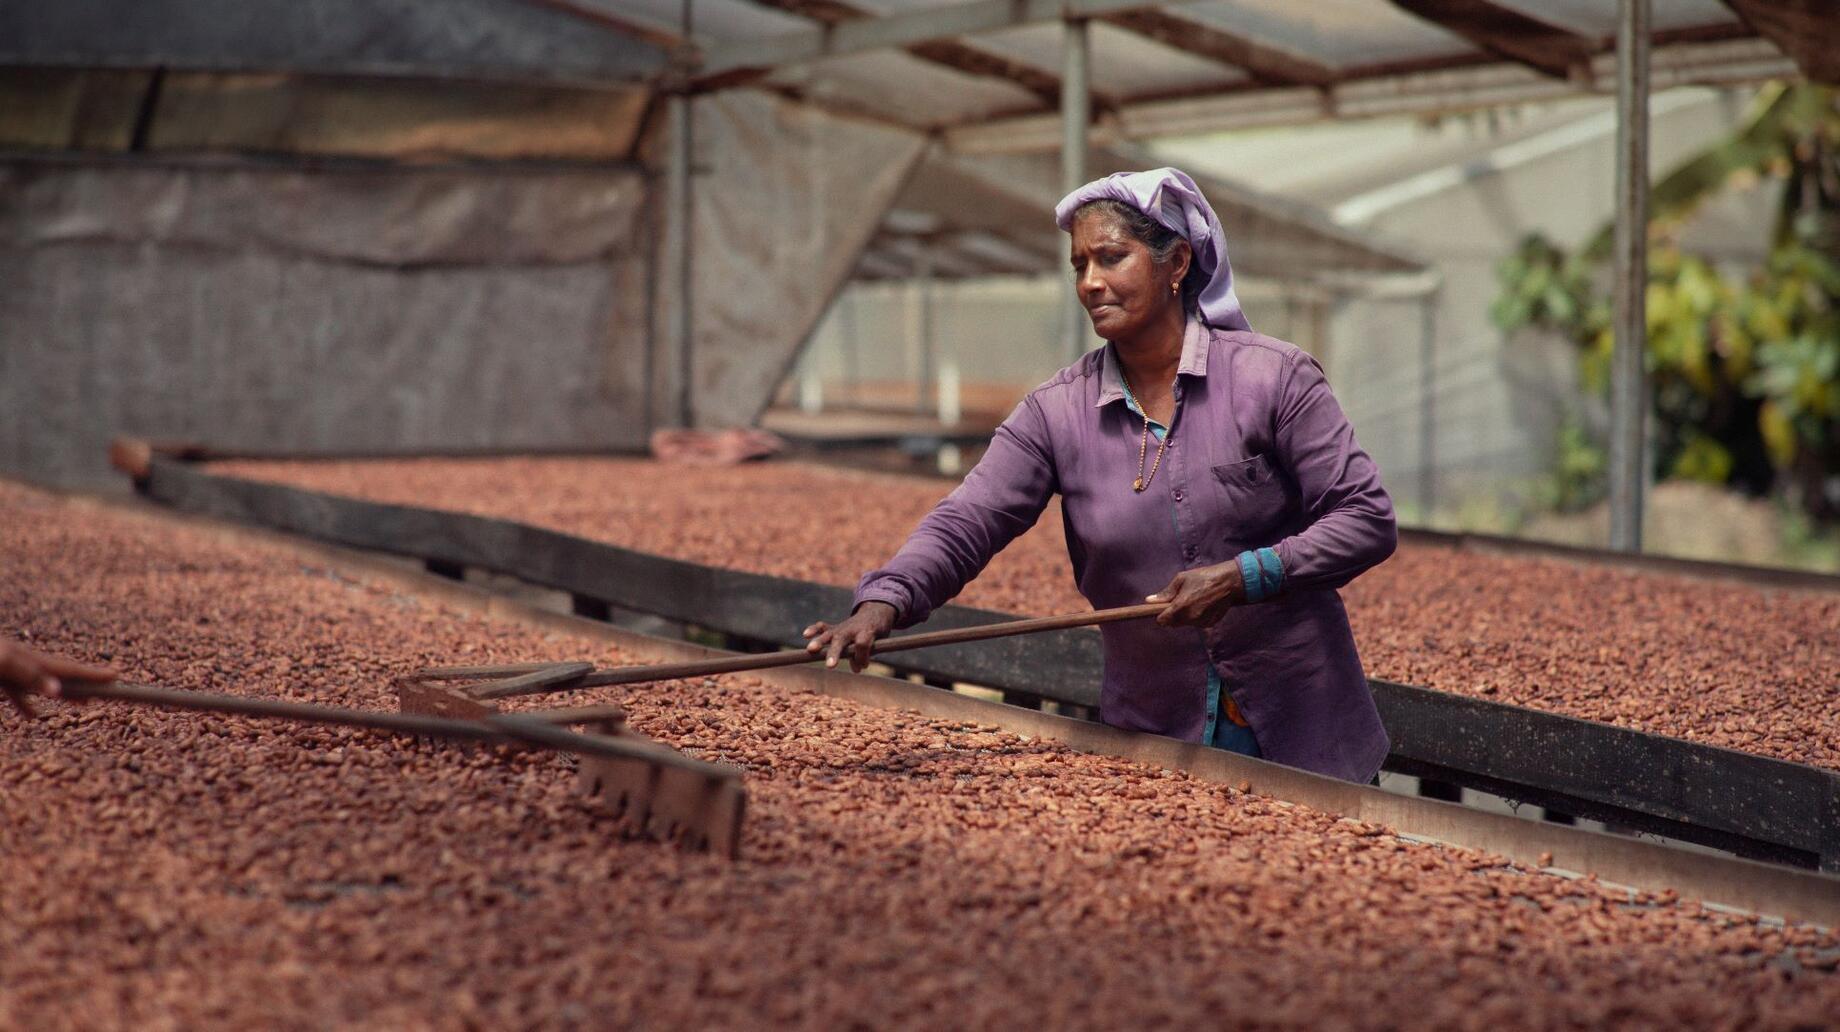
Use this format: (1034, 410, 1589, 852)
(1054, 167, 1250, 332)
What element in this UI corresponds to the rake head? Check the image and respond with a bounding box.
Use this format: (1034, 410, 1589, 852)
(395, 662, 745, 858)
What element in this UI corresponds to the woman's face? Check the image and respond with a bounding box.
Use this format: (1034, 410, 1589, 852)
(1069, 211, 1188, 342)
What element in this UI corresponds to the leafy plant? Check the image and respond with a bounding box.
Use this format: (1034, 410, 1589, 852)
(1492, 83, 1840, 519)
(1535, 419, 1609, 513)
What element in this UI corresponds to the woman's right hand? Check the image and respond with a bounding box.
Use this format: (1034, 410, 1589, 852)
(802, 601, 897, 672)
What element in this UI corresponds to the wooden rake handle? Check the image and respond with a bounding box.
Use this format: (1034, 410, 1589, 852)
(57, 681, 734, 780)
(457, 601, 1169, 699)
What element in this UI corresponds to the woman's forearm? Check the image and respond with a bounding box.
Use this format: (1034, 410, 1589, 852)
(852, 397, 1058, 628)
(1265, 351, 1398, 593)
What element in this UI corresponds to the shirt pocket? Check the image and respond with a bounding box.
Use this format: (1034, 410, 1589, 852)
(1210, 454, 1290, 548)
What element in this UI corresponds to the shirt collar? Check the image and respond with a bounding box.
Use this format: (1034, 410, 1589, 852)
(1094, 316, 1211, 409)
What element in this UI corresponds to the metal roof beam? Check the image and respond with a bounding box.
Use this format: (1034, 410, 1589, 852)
(0, 0, 668, 85)
(513, 0, 684, 50)
(1387, 0, 1599, 80)
(701, 0, 1219, 77)
(945, 37, 1794, 152)
(703, 0, 1821, 100)
(949, 230, 1057, 274)
(1719, 0, 1840, 84)
(739, 0, 1063, 106)
(1096, 9, 1336, 87)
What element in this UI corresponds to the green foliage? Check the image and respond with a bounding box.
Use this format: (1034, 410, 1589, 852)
(1537, 419, 1608, 512)
(1489, 236, 1609, 362)
(1491, 83, 1840, 520)
(1669, 431, 1734, 484)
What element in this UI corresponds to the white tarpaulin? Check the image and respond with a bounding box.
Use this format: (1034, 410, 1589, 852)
(657, 90, 927, 426)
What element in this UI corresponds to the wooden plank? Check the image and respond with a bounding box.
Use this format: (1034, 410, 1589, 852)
(1400, 526, 1840, 594)
(143, 457, 1105, 705)
(1720, 0, 1840, 85)
(1097, 9, 1336, 87)
(743, 0, 1066, 107)
(1388, 0, 1598, 80)
(139, 457, 1840, 869)
(1372, 680, 1840, 867)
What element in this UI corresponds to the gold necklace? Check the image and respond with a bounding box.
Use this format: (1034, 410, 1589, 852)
(1120, 368, 1170, 493)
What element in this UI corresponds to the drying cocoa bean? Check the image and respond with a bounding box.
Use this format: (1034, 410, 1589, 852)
(10, 475, 1830, 1029)
(217, 457, 1840, 771)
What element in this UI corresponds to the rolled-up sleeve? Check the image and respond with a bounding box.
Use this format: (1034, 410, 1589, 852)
(853, 395, 1059, 628)
(1268, 351, 1396, 591)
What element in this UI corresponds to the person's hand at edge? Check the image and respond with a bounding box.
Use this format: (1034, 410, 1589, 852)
(0, 638, 117, 720)
(802, 602, 898, 673)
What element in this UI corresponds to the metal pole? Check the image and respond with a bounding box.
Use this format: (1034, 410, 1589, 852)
(1609, 0, 1650, 552)
(1061, 17, 1091, 363)
(669, 0, 696, 428)
(840, 290, 861, 406)
(1418, 293, 1438, 521)
(916, 249, 935, 414)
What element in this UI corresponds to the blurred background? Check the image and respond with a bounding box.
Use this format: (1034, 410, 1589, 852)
(2, 0, 1836, 570)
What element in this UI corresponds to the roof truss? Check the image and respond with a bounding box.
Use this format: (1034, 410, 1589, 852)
(1095, 9, 1336, 88)
(1721, 0, 1840, 84)
(1387, 0, 1598, 80)
(739, 0, 1065, 106)
(697, 0, 1822, 100)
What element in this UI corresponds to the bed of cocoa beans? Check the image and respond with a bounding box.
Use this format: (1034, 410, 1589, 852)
(4, 480, 1837, 1028)
(214, 457, 1840, 772)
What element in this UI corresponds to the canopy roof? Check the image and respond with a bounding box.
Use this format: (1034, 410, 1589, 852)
(5, 1, 1832, 151)
(854, 142, 1428, 283)
(633, 0, 1829, 148)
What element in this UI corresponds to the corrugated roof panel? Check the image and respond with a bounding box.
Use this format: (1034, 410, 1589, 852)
(613, 0, 808, 41)
(971, 21, 1250, 99)
(765, 50, 1045, 126)
(951, 230, 1052, 274)
(847, 0, 962, 11)
(1176, 0, 1480, 68)
(1486, 0, 1742, 38)
(1481, 0, 1620, 36)
(1650, 0, 1747, 32)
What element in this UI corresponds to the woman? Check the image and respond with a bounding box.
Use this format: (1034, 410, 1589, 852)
(804, 168, 1395, 783)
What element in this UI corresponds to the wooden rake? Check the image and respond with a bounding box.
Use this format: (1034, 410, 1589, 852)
(391, 661, 752, 858)
(397, 603, 1166, 708)
(399, 599, 1162, 842)
(58, 680, 745, 858)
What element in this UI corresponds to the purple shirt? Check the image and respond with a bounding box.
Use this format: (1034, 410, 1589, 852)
(854, 319, 1395, 783)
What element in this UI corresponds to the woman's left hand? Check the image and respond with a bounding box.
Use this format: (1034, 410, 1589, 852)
(1147, 561, 1246, 627)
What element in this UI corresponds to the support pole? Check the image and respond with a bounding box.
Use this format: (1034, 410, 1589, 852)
(841, 290, 861, 406)
(668, 0, 696, 428)
(1061, 17, 1091, 363)
(1609, 0, 1650, 552)
(916, 249, 935, 414)
(1418, 292, 1438, 521)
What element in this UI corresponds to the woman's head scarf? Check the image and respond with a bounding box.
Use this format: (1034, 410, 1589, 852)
(1054, 167, 1250, 332)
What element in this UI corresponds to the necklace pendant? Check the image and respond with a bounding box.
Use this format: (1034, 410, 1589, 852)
(1132, 477, 1145, 493)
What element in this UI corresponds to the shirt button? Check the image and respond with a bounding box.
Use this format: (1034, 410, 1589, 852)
(1185, 546, 1197, 559)
(1172, 489, 1184, 501)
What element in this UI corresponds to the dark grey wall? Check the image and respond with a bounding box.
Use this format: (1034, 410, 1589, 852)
(0, 156, 653, 487)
